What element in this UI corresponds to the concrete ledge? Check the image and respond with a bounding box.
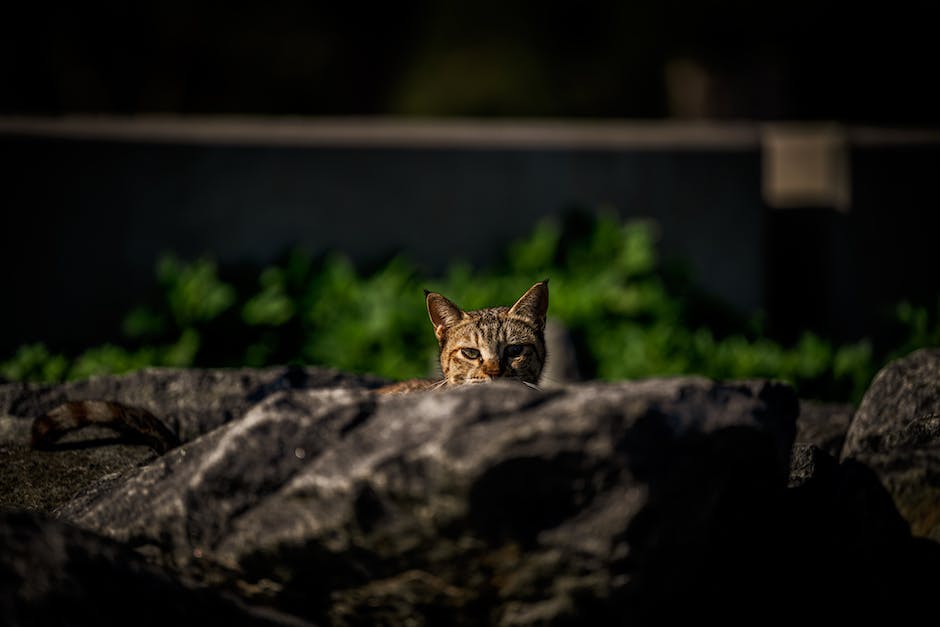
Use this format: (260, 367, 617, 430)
(3, 116, 939, 150)
(0, 115, 762, 150)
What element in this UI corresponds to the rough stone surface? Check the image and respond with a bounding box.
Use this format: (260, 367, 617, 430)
(0, 509, 310, 627)
(794, 400, 854, 457)
(0, 366, 382, 514)
(788, 442, 834, 488)
(52, 377, 796, 624)
(783, 445, 940, 619)
(4, 365, 940, 624)
(0, 430, 155, 514)
(842, 348, 940, 540)
(0, 365, 385, 443)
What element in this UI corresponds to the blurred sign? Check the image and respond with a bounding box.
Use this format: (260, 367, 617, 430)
(762, 124, 850, 212)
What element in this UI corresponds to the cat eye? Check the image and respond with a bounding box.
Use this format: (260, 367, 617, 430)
(504, 344, 525, 358)
(461, 348, 481, 359)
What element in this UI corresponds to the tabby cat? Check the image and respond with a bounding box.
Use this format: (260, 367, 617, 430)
(29, 280, 549, 451)
(377, 279, 549, 393)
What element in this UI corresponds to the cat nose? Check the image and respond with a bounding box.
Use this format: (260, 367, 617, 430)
(480, 358, 501, 377)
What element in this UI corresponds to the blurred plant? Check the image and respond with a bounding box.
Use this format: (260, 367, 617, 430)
(158, 255, 236, 327)
(0, 343, 69, 382)
(3, 212, 934, 403)
(892, 299, 940, 358)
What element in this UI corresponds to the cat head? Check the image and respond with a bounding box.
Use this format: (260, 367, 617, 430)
(425, 280, 549, 385)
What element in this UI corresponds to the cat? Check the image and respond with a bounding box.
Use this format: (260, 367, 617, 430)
(377, 279, 549, 394)
(29, 280, 549, 452)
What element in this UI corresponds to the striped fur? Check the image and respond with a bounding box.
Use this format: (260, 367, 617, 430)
(31, 400, 181, 454)
(377, 280, 549, 393)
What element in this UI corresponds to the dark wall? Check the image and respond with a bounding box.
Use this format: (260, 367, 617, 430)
(3, 126, 939, 356)
(765, 144, 940, 342)
(2, 132, 762, 353)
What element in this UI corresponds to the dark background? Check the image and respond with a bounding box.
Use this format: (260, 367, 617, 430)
(2, 1, 939, 359)
(3, 1, 939, 122)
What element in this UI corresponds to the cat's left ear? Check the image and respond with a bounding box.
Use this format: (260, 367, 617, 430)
(426, 290, 465, 341)
(509, 279, 549, 330)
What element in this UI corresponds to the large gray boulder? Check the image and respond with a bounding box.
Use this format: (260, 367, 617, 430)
(842, 348, 940, 541)
(6, 375, 798, 624)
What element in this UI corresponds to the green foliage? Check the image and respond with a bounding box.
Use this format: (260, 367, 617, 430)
(484, 215, 876, 400)
(242, 267, 296, 327)
(0, 343, 69, 382)
(893, 299, 940, 358)
(3, 213, 937, 403)
(158, 255, 236, 327)
(300, 255, 430, 379)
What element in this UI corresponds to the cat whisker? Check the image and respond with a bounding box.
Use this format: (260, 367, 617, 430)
(502, 375, 542, 391)
(533, 374, 571, 389)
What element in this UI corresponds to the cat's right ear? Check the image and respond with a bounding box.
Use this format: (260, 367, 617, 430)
(508, 279, 549, 330)
(426, 290, 465, 341)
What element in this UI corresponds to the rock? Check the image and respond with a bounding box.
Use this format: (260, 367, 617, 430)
(1, 365, 384, 443)
(0, 509, 311, 627)
(842, 348, 940, 540)
(540, 319, 582, 387)
(50, 377, 798, 624)
(0, 433, 156, 515)
(783, 444, 940, 620)
(794, 400, 854, 457)
(788, 442, 836, 487)
(0, 366, 383, 514)
(10, 366, 938, 624)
